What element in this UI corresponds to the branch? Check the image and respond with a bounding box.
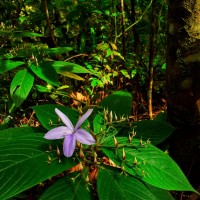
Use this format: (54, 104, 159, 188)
(116, 0, 153, 39)
(43, 0, 58, 47)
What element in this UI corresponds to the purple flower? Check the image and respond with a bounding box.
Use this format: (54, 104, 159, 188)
(44, 108, 95, 157)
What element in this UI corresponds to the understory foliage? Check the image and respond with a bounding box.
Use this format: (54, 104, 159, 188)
(0, 93, 196, 199)
(0, 0, 198, 199)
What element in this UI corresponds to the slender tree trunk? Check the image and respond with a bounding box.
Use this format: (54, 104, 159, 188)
(166, 0, 200, 189)
(43, 0, 58, 48)
(148, 0, 157, 119)
(130, 0, 140, 53)
(120, 0, 126, 57)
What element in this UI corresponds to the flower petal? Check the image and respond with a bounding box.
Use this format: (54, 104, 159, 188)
(75, 109, 93, 130)
(75, 129, 95, 145)
(44, 126, 70, 139)
(63, 134, 76, 157)
(55, 108, 74, 131)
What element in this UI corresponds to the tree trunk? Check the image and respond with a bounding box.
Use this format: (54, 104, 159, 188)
(148, 0, 157, 119)
(166, 0, 200, 189)
(130, 0, 140, 53)
(120, 0, 126, 57)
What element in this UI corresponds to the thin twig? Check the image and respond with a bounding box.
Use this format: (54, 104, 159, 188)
(64, 54, 88, 61)
(116, 0, 153, 39)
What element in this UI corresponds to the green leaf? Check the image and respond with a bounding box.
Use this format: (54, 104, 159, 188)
(13, 31, 43, 37)
(0, 60, 25, 74)
(39, 175, 91, 200)
(51, 61, 91, 74)
(46, 47, 73, 55)
(154, 111, 167, 121)
(101, 137, 195, 192)
(0, 127, 44, 143)
(98, 168, 174, 200)
(35, 85, 51, 93)
(93, 114, 104, 134)
(132, 120, 175, 145)
(131, 69, 137, 78)
(32, 104, 79, 130)
(120, 69, 130, 79)
(29, 63, 60, 87)
(0, 132, 77, 200)
(57, 71, 85, 81)
(99, 91, 132, 117)
(10, 69, 34, 107)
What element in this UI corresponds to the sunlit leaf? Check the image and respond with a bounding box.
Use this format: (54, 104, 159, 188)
(29, 63, 60, 87)
(52, 61, 91, 74)
(101, 137, 195, 192)
(58, 71, 85, 81)
(0, 60, 25, 74)
(10, 69, 34, 107)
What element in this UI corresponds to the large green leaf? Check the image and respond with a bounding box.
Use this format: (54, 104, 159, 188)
(0, 132, 77, 200)
(99, 91, 132, 117)
(0, 127, 44, 143)
(0, 60, 25, 74)
(32, 104, 79, 130)
(46, 47, 73, 55)
(29, 63, 60, 87)
(101, 137, 195, 192)
(56, 71, 85, 81)
(51, 61, 91, 74)
(132, 120, 175, 145)
(10, 69, 34, 107)
(39, 175, 91, 200)
(97, 168, 174, 200)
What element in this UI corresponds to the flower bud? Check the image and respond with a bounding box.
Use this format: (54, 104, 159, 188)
(132, 128, 136, 137)
(56, 146, 61, 157)
(35, 57, 38, 66)
(146, 138, 151, 144)
(114, 136, 118, 147)
(122, 148, 126, 160)
(86, 175, 90, 183)
(79, 162, 83, 171)
(109, 110, 113, 123)
(134, 157, 138, 166)
(47, 155, 52, 164)
(140, 137, 143, 146)
(114, 113, 118, 121)
(94, 152, 97, 164)
(142, 170, 145, 175)
(49, 144, 52, 151)
(48, 119, 53, 126)
(104, 108, 109, 121)
(76, 141, 81, 148)
(30, 53, 35, 61)
(79, 148, 84, 160)
(128, 134, 132, 143)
